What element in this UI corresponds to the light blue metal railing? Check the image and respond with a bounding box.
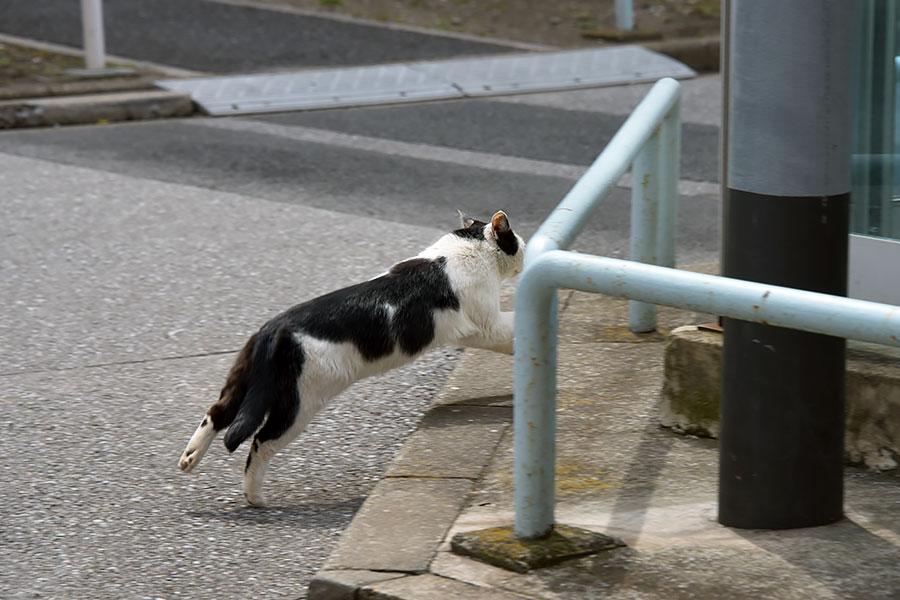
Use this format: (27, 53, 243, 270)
(513, 78, 900, 539)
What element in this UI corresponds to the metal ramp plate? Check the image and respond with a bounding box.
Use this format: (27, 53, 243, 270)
(157, 46, 695, 116)
(157, 64, 464, 115)
(412, 46, 694, 96)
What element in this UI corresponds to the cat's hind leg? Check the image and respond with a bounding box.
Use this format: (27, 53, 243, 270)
(242, 392, 328, 507)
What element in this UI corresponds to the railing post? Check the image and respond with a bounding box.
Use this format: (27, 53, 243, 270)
(657, 96, 681, 269)
(628, 128, 661, 332)
(513, 260, 559, 539)
(511, 78, 682, 540)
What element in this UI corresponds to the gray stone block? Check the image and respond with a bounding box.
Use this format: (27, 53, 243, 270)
(436, 349, 515, 404)
(661, 326, 900, 471)
(325, 478, 473, 573)
(659, 325, 723, 437)
(386, 405, 511, 479)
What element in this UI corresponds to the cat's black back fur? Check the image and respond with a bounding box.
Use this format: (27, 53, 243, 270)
(223, 256, 460, 452)
(286, 256, 460, 359)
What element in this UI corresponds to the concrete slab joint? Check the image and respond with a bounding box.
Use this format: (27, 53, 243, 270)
(308, 570, 409, 600)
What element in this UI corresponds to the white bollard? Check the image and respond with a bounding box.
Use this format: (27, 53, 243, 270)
(81, 0, 106, 70)
(615, 0, 634, 31)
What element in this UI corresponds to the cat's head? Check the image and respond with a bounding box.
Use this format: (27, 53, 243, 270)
(454, 210, 526, 278)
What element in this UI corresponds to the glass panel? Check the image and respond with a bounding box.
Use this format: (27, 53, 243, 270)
(851, 0, 900, 239)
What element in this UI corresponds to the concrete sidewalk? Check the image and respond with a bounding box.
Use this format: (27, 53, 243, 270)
(310, 279, 900, 600)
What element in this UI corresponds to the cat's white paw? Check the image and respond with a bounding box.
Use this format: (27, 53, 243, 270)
(178, 446, 204, 473)
(243, 491, 267, 507)
(178, 415, 217, 473)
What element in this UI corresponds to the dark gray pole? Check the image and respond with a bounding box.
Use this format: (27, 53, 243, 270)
(719, 0, 853, 529)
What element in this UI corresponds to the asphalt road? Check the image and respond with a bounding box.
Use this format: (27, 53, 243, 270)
(0, 4, 722, 599)
(0, 91, 720, 260)
(1, 0, 517, 72)
(0, 145, 471, 599)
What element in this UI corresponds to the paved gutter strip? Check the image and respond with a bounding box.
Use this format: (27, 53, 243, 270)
(323, 477, 476, 573)
(362, 573, 530, 599)
(317, 401, 513, 574)
(309, 349, 517, 599)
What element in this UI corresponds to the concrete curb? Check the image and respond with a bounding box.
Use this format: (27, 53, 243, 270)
(0, 76, 164, 102)
(308, 364, 516, 599)
(0, 89, 195, 129)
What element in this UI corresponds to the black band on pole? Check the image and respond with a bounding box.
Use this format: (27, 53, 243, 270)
(719, 190, 849, 529)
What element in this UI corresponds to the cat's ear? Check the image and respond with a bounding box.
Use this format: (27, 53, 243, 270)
(491, 211, 511, 236)
(458, 210, 476, 229)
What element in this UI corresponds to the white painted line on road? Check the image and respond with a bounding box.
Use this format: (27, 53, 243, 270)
(188, 117, 720, 196)
(190, 117, 586, 179)
(490, 74, 723, 128)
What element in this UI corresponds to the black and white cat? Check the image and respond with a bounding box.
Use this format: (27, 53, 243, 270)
(178, 211, 525, 506)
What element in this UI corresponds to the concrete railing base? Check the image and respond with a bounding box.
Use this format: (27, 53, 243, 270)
(661, 325, 900, 472)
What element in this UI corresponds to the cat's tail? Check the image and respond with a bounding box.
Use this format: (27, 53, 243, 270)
(222, 325, 303, 453)
(179, 325, 303, 472)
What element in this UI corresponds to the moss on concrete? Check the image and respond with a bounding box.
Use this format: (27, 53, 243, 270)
(450, 524, 625, 573)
